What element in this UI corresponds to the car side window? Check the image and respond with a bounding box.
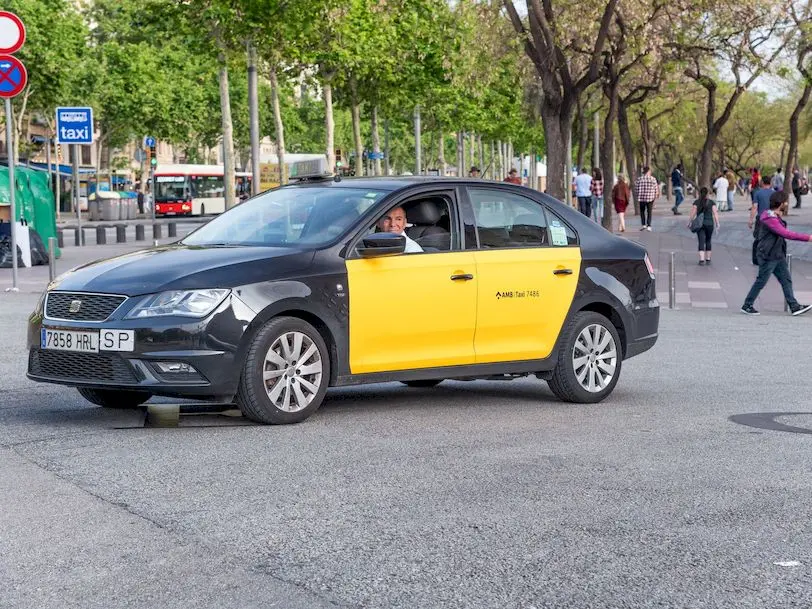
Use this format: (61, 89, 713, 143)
(355, 195, 456, 256)
(544, 207, 578, 246)
(468, 188, 549, 249)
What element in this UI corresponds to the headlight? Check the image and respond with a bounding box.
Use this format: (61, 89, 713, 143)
(126, 289, 230, 319)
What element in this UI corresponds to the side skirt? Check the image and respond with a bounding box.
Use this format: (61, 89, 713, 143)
(333, 359, 555, 387)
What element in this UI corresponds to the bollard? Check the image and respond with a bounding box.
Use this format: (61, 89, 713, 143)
(785, 254, 793, 312)
(168, 222, 177, 238)
(115, 224, 126, 243)
(74, 227, 85, 246)
(669, 251, 676, 309)
(153, 223, 162, 239)
(135, 224, 145, 241)
(95, 225, 107, 245)
(57, 229, 64, 249)
(48, 237, 56, 282)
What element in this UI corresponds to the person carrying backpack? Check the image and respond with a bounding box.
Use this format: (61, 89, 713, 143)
(741, 191, 812, 316)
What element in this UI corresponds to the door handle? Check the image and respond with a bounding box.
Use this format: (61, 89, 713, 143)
(553, 269, 573, 275)
(450, 273, 474, 281)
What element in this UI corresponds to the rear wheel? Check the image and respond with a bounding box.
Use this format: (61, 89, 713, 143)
(77, 387, 151, 408)
(401, 380, 443, 388)
(236, 317, 330, 424)
(548, 311, 621, 403)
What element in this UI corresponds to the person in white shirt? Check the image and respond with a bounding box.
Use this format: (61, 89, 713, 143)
(574, 168, 593, 217)
(713, 172, 729, 211)
(377, 206, 423, 253)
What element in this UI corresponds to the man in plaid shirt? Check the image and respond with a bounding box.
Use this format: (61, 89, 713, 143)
(635, 166, 659, 231)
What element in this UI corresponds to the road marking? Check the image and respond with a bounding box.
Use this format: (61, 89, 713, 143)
(773, 561, 801, 567)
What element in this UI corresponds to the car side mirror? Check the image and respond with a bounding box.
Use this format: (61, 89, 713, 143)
(357, 233, 406, 258)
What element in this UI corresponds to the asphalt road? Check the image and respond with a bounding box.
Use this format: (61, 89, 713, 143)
(1, 289, 811, 609)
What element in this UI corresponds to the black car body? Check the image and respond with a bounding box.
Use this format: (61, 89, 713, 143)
(27, 175, 659, 424)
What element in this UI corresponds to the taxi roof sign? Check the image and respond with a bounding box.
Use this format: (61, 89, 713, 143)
(288, 157, 331, 181)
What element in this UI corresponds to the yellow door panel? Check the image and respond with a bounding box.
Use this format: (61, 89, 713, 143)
(473, 247, 581, 363)
(347, 252, 477, 374)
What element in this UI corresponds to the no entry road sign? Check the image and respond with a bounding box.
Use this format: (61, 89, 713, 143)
(56, 107, 94, 144)
(0, 55, 26, 99)
(0, 12, 25, 55)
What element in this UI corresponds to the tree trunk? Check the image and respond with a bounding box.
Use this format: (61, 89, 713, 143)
(540, 102, 573, 201)
(371, 105, 381, 176)
(323, 79, 335, 172)
(269, 66, 287, 185)
(698, 134, 717, 188)
(785, 81, 811, 184)
(576, 99, 587, 170)
(639, 112, 652, 169)
(600, 85, 618, 230)
(438, 129, 445, 176)
(618, 102, 639, 215)
(218, 54, 236, 210)
(247, 41, 260, 196)
(350, 77, 363, 177)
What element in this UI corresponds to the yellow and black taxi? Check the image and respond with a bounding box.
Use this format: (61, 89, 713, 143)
(27, 161, 659, 424)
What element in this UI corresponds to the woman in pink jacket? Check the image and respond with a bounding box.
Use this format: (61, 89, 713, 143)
(741, 191, 812, 315)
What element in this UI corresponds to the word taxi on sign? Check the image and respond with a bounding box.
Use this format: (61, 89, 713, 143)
(55, 106, 94, 145)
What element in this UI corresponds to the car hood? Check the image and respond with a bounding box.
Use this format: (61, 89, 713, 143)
(50, 245, 316, 296)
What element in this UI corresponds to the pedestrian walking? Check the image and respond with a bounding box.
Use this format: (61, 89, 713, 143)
(634, 166, 658, 231)
(771, 167, 784, 192)
(791, 168, 802, 209)
(725, 167, 737, 211)
(591, 167, 604, 223)
(749, 175, 774, 265)
(611, 173, 631, 232)
(687, 187, 720, 266)
(713, 171, 729, 211)
(574, 167, 593, 217)
(671, 164, 684, 215)
(504, 168, 522, 185)
(741, 191, 812, 316)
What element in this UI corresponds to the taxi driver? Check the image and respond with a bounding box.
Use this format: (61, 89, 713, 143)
(377, 206, 423, 253)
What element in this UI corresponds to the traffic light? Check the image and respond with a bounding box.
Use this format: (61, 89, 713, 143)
(56, 144, 62, 161)
(149, 143, 157, 167)
(335, 148, 342, 163)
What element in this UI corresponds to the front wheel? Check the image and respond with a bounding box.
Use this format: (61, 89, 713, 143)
(547, 311, 621, 403)
(236, 317, 330, 424)
(77, 387, 151, 408)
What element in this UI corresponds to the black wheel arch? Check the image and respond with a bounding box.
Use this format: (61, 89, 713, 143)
(235, 297, 344, 386)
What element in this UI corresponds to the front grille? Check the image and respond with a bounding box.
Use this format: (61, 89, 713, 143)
(45, 292, 127, 322)
(29, 349, 138, 384)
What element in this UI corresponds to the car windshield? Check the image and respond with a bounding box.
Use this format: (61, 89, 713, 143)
(181, 186, 386, 247)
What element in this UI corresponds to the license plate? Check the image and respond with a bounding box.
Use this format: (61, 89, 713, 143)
(41, 329, 135, 353)
(166, 212, 176, 216)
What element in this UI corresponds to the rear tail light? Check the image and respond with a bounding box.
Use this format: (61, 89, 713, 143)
(644, 254, 655, 277)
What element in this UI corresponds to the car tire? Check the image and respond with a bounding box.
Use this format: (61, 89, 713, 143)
(77, 387, 151, 408)
(401, 380, 443, 388)
(236, 316, 330, 424)
(547, 311, 622, 403)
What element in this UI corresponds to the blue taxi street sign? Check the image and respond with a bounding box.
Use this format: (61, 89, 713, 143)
(56, 107, 94, 144)
(144, 136, 155, 147)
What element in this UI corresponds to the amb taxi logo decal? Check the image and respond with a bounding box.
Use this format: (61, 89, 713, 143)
(495, 290, 540, 300)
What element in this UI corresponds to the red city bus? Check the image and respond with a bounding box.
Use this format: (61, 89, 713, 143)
(153, 164, 252, 216)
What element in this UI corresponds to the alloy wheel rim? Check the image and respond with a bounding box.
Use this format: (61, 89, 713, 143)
(572, 323, 617, 393)
(263, 331, 322, 412)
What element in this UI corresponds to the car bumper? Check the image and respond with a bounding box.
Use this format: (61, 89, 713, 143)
(626, 302, 659, 359)
(26, 295, 252, 400)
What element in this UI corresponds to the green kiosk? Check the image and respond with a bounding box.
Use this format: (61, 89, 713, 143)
(0, 166, 61, 260)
